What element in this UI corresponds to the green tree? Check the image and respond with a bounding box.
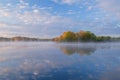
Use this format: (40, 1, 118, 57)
(96, 36, 111, 42)
(59, 31, 77, 41)
(54, 30, 112, 42)
(76, 30, 96, 41)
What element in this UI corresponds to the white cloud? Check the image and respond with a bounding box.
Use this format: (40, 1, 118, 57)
(0, 0, 119, 37)
(52, 0, 81, 5)
(0, 0, 80, 38)
(97, 0, 120, 18)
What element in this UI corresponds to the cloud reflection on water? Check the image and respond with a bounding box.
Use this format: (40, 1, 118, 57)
(0, 42, 119, 80)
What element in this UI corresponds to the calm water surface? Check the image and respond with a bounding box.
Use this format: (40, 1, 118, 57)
(0, 42, 120, 80)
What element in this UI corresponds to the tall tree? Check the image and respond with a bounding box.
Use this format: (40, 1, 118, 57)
(59, 31, 77, 41)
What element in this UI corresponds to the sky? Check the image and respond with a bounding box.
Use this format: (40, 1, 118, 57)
(0, 0, 120, 38)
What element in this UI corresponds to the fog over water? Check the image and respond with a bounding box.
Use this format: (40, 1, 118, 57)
(0, 42, 119, 80)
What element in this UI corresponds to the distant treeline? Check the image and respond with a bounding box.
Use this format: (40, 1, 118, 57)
(0, 32, 119, 42)
(0, 36, 52, 42)
(53, 30, 120, 42)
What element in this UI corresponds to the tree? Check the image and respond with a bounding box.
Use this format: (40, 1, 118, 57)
(54, 30, 112, 42)
(59, 31, 77, 42)
(76, 30, 96, 41)
(96, 36, 111, 42)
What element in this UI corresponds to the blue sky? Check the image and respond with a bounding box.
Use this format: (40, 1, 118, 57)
(0, 0, 120, 38)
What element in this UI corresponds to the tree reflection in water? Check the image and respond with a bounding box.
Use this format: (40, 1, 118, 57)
(59, 43, 111, 56)
(60, 46, 96, 55)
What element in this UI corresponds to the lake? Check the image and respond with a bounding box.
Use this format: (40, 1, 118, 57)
(0, 42, 120, 80)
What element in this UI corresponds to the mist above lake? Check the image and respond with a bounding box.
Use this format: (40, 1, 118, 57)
(0, 42, 119, 80)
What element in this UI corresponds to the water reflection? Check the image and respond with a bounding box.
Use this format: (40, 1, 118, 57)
(60, 46, 96, 55)
(101, 66, 120, 80)
(0, 42, 119, 80)
(58, 43, 111, 56)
